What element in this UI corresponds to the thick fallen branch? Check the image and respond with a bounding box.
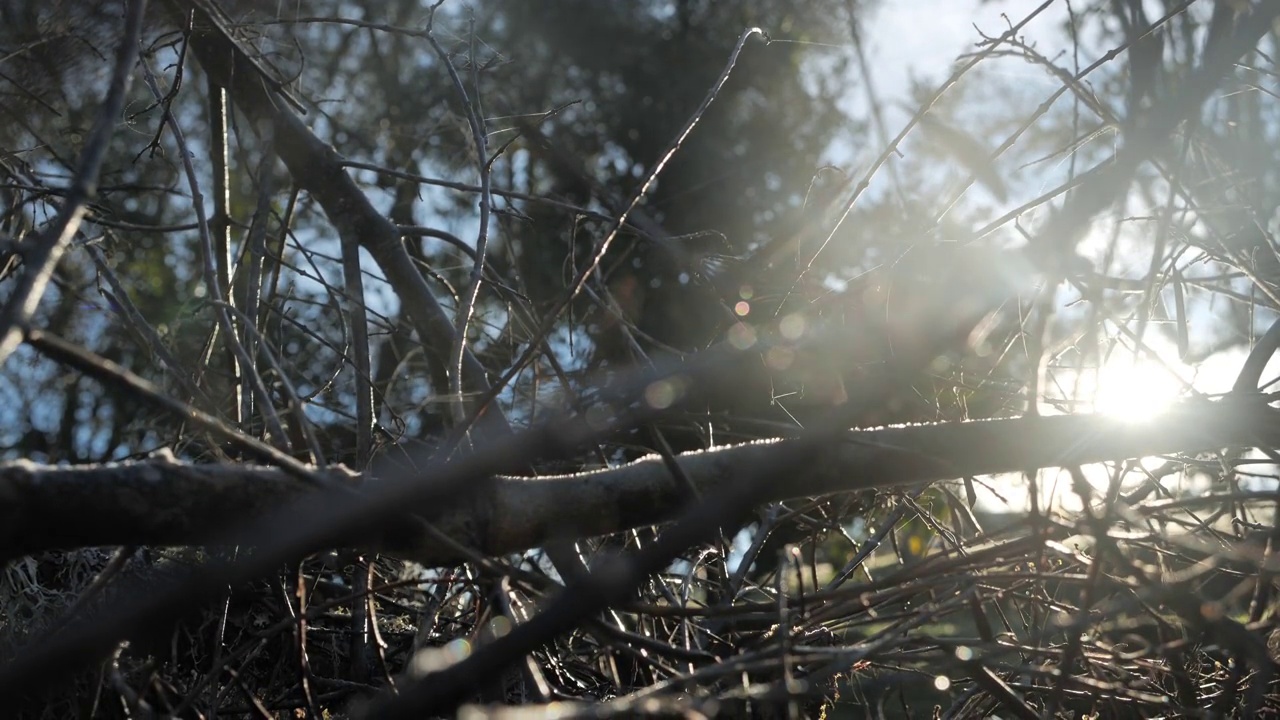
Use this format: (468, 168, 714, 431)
(2, 396, 1275, 566)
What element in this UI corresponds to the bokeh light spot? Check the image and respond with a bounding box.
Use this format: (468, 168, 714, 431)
(779, 313, 806, 341)
(488, 616, 512, 638)
(645, 378, 686, 409)
(728, 322, 757, 350)
(765, 345, 795, 371)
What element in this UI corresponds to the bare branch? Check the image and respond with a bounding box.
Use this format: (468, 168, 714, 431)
(2, 397, 1274, 565)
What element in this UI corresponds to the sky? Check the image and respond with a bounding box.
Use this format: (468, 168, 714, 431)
(857, 0, 1269, 396)
(844, 0, 1280, 514)
(866, 0, 1055, 90)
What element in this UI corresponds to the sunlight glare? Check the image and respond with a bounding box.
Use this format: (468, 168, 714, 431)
(1093, 352, 1182, 422)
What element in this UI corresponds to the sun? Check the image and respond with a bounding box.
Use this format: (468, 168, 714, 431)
(1091, 344, 1186, 422)
(1040, 335, 1191, 422)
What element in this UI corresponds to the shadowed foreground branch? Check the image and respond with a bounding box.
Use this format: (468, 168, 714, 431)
(1, 396, 1273, 565)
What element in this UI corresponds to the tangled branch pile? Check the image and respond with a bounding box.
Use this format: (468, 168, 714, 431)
(3, 1, 1280, 717)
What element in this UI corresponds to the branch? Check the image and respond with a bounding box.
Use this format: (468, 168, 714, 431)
(0, 0, 147, 365)
(161, 0, 511, 437)
(3, 397, 1276, 565)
